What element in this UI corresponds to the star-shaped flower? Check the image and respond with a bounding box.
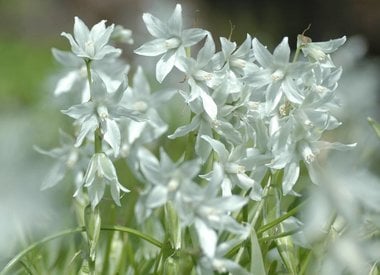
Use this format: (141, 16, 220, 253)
(82, 153, 129, 208)
(297, 35, 346, 67)
(62, 17, 121, 61)
(134, 4, 208, 82)
(62, 73, 144, 156)
(247, 37, 311, 113)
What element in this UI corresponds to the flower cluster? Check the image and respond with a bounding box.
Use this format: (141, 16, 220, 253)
(35, 4, 356, 274)
(132, 4, 354, 272)
(39, 17, 163, 209)
(136, 4, 353, 196)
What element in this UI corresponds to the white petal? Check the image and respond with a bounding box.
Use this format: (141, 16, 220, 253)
(91, 20, 111, 48)
(252, 38, 273, 68)
(168, 4, 182, 35)
(182, 28, 207, 47)
(200, 90, 217, 120)
(41, 162, 66, 190)
(273, 37, 290, 66)
(73, 17, 90, 48)
(103, 119, 121, 157)
(194, 219, 217, 258)
(201, 135, 228, 163)
(51, 48, 82, 67)
(196, 34, 215, 66)
(168, 114, 201, 139)
(87, 178, 105, 208)
(282, 161, 300, 194)
(134, 39, 167, 56)
(61, 102, 94, 120)
(156, 50, 176, 83)
(61, 32, 84, 57)
(54, 71, 79, 95)
(142, 13, 168, 38)
(265, 82, 282, 113)
(220, 37, 236, 58)
(75, 116, 98, 147)
(133, 66, 150, 97)
(146, 185, 168, 208)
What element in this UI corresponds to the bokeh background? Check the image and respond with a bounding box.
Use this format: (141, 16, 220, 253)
(1, 0, 379, 268)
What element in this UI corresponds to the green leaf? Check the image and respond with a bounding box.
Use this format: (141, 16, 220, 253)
(262, 175, 298, 274)
(368, 117, 380, 138)
(250, 229, 266, 275)
(369, 263, 380, 275)
(275, 223, 298, 275)
(106, 232, 124, 275)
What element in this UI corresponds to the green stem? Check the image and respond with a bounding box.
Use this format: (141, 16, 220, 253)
(257, 200, 307, 235)
(1, 226, 162, 275)
(94, 128, 102, 153)
(258, 228, 301, 243)
(292, 48, 300, 63)
(249, 171, 272, 227)
(100, 225, 162, 248)
(85, 59, 92, 84)
(299, 250, 313, 275)
(185, 47, 191, 58)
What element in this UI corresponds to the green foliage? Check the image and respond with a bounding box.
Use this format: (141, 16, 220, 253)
(0, 40, 54, 108)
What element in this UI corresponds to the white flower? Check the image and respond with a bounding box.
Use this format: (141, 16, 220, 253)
(138, 147, 202, 210)
(213, 34, 254, 76)
(111, 25, 134, 44)
(81, 153, 129, 208)
(51, 48, 129, 101)
(201, 135, 263, 200)
(134, 4, 208, 82)
(34, 130, 88, 190)
(62, 73, 144, 156)
(62, 17, 121, 61)
(297, 35, 346, 67)
(248, 37, 311, 113)
(120, 66, 175, 145)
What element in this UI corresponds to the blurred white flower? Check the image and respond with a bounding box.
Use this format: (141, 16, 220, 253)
(134, 4, 208, 82)
(62, 73, 144, 156)
(62, 17, 121, 61)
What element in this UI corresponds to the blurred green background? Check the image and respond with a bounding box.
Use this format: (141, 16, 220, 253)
(1, 0, 380, 110)
(0, 0, 379, 268)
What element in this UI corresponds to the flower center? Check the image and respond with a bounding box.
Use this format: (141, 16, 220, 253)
(211, 120, 221, 129)
(213, 259, 227, 273)
(248, 101, 260, 111)
(97, 105, 109, 121)
(315, 85, 328, 94)
(165, 37, 181, 49)
(271, 69, 285, 81)
(85, 40, 95, 57)
(299, 141, 315, 164)
(194, 70, 213, 82)
(168, 178, 179, 192)
(66, 150, 78, 168)
(120, 143, 129, 158)
(226, 163, 246, 174)
(132, 101, 148, 112)
(231, 58, 247, 69)
(279, 101, 292, 117)
(309, 48, 326, 61)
